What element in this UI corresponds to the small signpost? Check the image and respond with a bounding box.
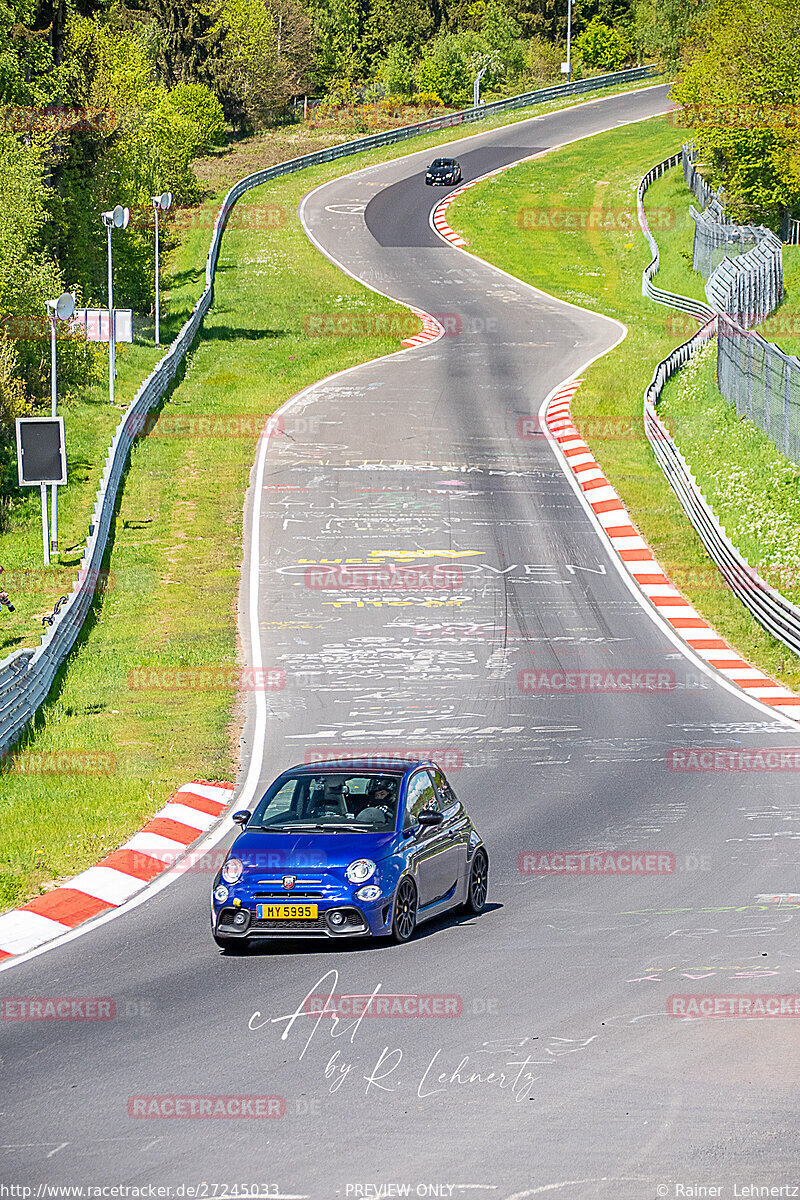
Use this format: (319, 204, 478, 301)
(15, 417, 67, 565)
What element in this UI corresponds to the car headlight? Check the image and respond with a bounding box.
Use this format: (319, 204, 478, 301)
(221, 857, 243, 884)
(345, 858, 376, 884)
(214, 885, 229, 903)
(356, 885, 382, 902)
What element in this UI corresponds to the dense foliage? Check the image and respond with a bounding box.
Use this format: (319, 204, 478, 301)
(672, 0, 800, 226)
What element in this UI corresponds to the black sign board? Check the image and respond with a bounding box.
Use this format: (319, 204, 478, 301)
(16, 417, 67, 486)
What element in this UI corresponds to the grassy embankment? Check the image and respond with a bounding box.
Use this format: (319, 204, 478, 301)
(0, 77, 664, 912)
(447, 114, 800, 691)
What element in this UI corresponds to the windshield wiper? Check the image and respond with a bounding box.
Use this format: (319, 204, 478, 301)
(249, 823, 319, 831)
(250, 822, 380, 832)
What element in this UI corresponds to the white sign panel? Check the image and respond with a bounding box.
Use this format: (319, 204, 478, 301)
(71, 308, 133, 343)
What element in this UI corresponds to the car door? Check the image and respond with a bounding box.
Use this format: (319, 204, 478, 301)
(403, 770, 447, 907)
(430, 768, 468, 900)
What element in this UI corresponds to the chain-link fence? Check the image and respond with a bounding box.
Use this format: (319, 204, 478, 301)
(683, 145, 784, 324)
(717, 316, 800, 464)
(682, 141, 720, 212)
(704, 228, 784, 326)
(674, 145, 800, 464)
(690, 209, 757, 278)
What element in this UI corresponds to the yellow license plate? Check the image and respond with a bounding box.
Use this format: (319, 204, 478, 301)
(257, 903, 318, 920)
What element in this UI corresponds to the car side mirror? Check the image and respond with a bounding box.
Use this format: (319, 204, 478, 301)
(417, 810, 444, 827)
(232, 810, 251, 827)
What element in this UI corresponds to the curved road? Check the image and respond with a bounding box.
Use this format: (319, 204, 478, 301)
(2, 86, 799, 1199)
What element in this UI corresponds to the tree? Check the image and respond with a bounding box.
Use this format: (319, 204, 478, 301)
(633, 0, 708, 69)
(672, 0, 800, 224)
(307, 0, 364, 86)
(417, 30, 488, 103)
(377, 40, 416, 97)
(124, 0, 223, 87)
(0, 131, 98, 485)
(574, 16, 633, 68)
(480, 0, 524, 79)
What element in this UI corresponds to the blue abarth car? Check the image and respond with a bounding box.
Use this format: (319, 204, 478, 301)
(211, 759, 488, 947)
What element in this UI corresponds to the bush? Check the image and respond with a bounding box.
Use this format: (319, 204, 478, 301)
(161, 83, 226, 156)
(417, 32, 489, 105)
(377, 43, 416, 101)
(525, 36, 563, 86)
(417, 91, 443, 107)
(574, 18, 633, 71)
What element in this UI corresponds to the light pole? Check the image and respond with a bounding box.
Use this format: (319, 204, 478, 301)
(473, 65, 488, 108)
(44, 291, 76, 557)
(566, 0, 572, 81)
(152, 192, 172, 345)
(101, 204, 130, 405)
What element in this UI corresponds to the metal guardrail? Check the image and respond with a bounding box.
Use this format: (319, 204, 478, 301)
(638, 158, 800, 659)
(0, 66, 659, 757)
(637, 153, 714, 325)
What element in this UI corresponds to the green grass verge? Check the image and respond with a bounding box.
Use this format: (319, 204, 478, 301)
(447, 113, 800, 692)
(659, 338, 800, 610)
(0, 78, 665, 913)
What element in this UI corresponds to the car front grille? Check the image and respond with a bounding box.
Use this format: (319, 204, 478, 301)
(252, 915, 329, 932)
(253, 890, 323, 899)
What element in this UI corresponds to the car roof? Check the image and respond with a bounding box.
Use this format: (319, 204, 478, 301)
(276, 759, 436, 778)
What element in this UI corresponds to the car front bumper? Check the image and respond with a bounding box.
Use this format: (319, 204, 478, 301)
(213, 894, 393, 939)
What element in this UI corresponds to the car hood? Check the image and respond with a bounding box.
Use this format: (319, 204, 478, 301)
(231, 829, 397, 871)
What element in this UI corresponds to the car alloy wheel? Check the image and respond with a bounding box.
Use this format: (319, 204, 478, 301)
(391, 877, 418, 943)
(466, 849, 488, 913)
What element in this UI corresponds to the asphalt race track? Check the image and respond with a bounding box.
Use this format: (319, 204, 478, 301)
(2, 85, 799, 1199)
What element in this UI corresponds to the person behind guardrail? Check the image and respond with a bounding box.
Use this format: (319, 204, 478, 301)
(0, 567, 14, 613)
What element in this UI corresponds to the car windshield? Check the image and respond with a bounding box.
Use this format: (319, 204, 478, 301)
(249, 772, 402, 831)
(430, 159, 452, 168)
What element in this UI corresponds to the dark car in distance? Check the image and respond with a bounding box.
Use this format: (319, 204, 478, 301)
(211, 759, 488, 947)
(425, 158, 462, 186)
